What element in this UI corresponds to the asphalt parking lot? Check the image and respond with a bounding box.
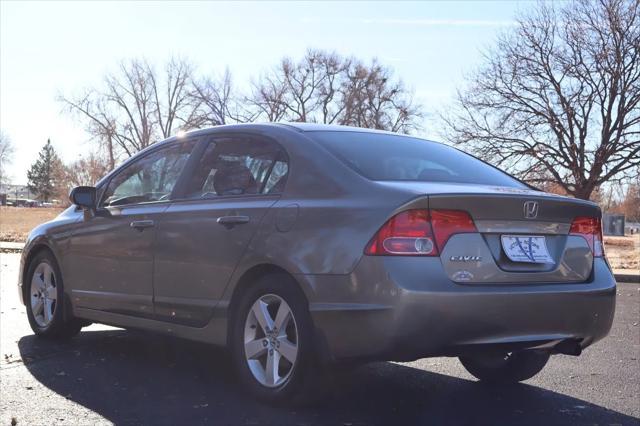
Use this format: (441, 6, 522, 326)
(1, 252, 638, 426)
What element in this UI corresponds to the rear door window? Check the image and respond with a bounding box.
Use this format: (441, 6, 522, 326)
(308, 131, 526, 188)
(183, 136, 288, 199)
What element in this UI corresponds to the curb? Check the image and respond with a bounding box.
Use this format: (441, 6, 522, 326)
(0, 243, 24, 253)
(0, 248, 23, 253)
(615, 273, 640, 283)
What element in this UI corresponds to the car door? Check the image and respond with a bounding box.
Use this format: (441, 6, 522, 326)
(66, 140, 196, 318)
(152, 134, 289, 326)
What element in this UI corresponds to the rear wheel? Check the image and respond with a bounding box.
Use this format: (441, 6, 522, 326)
(230, 273, 326, 404)
(459, 350, 550, 384)
(25, 251, 84, 339)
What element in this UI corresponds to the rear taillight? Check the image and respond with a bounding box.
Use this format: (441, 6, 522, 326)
(364, 209, 476, 256)
(365, 210, 436, 256)
(430, 210, 477, 250)
(569, 216, 604, 257)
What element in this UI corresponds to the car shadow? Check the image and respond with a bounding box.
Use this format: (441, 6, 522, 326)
(18, 329, 637, 426)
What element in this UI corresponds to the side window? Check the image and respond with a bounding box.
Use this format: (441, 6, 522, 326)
(184, 136, 288, 199)
(101, 140, 195, 207)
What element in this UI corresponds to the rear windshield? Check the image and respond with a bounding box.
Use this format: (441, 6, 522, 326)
(308, 131, 526, 188)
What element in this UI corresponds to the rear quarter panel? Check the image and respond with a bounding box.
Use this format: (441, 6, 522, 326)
(221, 128, 421, 301)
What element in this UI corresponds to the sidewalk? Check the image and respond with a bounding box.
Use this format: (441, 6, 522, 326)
(3, 240, 639, 283)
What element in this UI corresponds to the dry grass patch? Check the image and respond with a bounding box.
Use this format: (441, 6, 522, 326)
(605, 235, 639, 270)
(0, 207, 64, 242)
(604, 236, 636, 248)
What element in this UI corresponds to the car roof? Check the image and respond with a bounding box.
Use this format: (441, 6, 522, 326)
(275, 122, 397, 134)
(175, 122, 399, 138)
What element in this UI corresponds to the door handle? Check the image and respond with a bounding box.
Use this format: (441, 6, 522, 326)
(216, 215, 250, 228)
(130, 220, 155, 230)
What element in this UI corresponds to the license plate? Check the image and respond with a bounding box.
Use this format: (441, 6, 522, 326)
(500, 235, 553, 263)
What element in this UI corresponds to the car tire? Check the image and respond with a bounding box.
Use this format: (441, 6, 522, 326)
(25, 251, 84, 339)
(230, 273, 326, 405)
(459, 350, 550, 384)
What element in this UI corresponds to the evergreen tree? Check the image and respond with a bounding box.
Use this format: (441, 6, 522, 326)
(27, 139, 64, 202)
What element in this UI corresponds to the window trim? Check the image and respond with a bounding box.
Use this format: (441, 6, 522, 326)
(259, 151, 288, 195)
(169, 132, 290, 203)
(97, 138, 199, 209)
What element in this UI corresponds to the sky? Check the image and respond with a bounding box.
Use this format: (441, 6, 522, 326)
(0, 0, 533, 185)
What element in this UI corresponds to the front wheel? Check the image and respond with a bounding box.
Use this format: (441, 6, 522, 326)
(25, 251, 84, 339)
(230, 274, 325, 404)
(459, 350, 550, 384)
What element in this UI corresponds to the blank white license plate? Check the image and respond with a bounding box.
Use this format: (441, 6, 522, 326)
(500, 235, 553, 263)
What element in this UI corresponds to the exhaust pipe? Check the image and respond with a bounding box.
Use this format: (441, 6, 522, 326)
(554, 339, 582, 356)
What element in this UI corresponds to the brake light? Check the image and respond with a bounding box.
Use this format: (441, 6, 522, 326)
(430, 210, 477, 250)
(364, 209, 477, 256)
(569, 216, 604, 257)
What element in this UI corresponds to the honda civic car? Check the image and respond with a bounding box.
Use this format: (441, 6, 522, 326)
(18, 123, 616, 403)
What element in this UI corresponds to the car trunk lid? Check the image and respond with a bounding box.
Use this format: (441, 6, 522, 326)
(382, 182, 601, 283)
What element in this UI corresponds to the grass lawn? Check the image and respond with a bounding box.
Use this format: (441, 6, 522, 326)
(0, 206, 65, 242)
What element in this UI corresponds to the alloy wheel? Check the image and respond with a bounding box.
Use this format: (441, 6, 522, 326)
(243, 294, 299, 388)
(30, 262, 57, 327)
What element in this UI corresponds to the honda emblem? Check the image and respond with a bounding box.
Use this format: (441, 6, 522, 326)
(523, 201, 539, 219)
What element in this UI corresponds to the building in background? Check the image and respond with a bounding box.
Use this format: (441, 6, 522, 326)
(0, 184, 39, 206)
(603, 213, 626, 236)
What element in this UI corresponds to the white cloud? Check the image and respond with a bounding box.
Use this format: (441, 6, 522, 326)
(300, 17, 516, 27)
(361, 18, 516, 27)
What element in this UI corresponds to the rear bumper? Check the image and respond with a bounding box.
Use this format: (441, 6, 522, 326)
(305, 257, 616, 362)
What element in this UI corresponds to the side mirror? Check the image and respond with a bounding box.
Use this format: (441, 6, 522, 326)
(69, 186, 97, 210)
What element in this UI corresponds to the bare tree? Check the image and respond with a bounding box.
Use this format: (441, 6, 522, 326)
(341, 59, 422, 133)
(59, 51, 424, 180)
(248, 49, 423, 132)
(150, 57, 198, 139)
(619, 181, 640, 221)
(248, 66, 294, 122)
(190, 68, 251, 125)
(65, 152, 110, 188)
(0, 130, 15, 184)
(605, 178, 640, 221)
(443, 0, 640, 200)
(275, 50, 336, 122)
(59, 57, 199, 169)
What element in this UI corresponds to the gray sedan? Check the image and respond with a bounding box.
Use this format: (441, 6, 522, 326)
(18, 123, 616, 404)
